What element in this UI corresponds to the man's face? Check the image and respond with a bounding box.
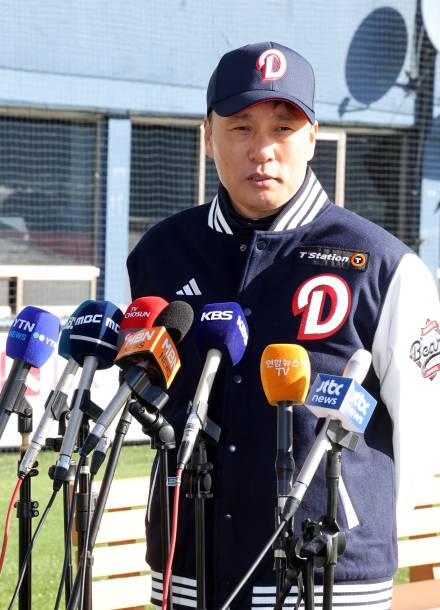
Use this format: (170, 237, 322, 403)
(204, 101, 318, 219)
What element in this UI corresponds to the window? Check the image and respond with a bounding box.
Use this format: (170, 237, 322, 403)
(129, 122, 200, 251)
(0, 116, 98, 265)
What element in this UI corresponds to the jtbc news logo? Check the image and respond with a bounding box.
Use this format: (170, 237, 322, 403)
(306, 374, 376, 433)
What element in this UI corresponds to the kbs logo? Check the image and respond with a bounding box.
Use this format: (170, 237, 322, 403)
(200, 310, 233, 321)
(256, 49, 287, 81)
(292, 274, 351, 340)
(236, 315, 249, 345)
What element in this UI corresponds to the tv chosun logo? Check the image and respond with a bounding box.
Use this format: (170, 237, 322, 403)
(409, 319, 440, 380)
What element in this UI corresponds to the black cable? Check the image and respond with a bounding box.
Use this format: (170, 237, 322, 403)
(78, 472, 95, 610)
(7, 489, 58, 610)
(219, 518, 287, 610)
(53, 455, 85, 610)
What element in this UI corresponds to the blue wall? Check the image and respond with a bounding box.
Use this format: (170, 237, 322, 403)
(0, 0, 438, 281)
(0, 0, 421, 126)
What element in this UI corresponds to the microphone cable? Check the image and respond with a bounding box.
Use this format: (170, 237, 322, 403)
(53, 454, 84, 610)
(0, 479, 23, 574)
(6, 488, 58, 610)
(161, 467, 183, 610)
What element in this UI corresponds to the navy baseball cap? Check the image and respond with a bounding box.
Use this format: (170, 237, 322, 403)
(207, 41, 315, 122)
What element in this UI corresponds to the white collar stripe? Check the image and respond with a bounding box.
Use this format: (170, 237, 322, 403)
(207, 195, 217, 229)
(285, 183, 325, 229)
(214, 199, 234, 234)
(272, 173, 317, 231)
(281, 179, 322, 230)
(298, 187, 329, 227)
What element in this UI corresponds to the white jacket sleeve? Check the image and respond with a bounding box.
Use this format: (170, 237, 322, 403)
(371, 253, 440, 523)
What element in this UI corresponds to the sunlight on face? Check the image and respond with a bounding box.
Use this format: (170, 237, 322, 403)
(204, 101, 318, 219)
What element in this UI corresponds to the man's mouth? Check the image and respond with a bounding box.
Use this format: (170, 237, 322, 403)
(247, 174, 277, 183)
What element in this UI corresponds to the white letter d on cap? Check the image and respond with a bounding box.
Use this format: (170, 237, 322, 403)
(256, 49, 287, 81)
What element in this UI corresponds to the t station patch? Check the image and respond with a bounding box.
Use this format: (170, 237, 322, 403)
(295, 246, 369, 271)
(409, 319, 440, 380)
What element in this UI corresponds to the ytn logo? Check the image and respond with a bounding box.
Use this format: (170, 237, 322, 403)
(12, 318, 36, 333)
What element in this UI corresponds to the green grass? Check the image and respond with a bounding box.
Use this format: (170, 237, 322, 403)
(1, 444, 409, 608)
(0, 444, 155, 609)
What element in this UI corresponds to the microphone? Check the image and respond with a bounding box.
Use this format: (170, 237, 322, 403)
(306, 349, 374, 433)
(52, 300, 123, 490)
(260, 344, 311, 500)
(117, 296, 169, 348)
(18, 301, 96, 477)
(80, 300, 194, 457)
(282, 349, 376, 521)
(176, 302, 249, 471)
(0, 307, 60, 441)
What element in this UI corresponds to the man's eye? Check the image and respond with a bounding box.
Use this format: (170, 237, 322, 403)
(231, 125, 250, 131)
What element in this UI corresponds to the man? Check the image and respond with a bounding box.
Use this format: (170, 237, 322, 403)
(127, 42, 440, 609)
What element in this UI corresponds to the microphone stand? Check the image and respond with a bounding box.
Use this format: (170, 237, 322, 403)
(66, 386, 172, 610)
(185, 418, 220, 610)
(16, 399, 37, 610)
(47, 406, 77, 606)
(275, 424, 356, 610)
(273, 401, 295, 599)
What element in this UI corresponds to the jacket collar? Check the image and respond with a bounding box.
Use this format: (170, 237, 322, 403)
(207, 167, 328, 235)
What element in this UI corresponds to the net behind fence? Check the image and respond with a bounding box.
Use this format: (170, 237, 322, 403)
(0, 0, 436, 321)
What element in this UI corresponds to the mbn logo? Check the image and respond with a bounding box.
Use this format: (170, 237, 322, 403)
(162, 337, 178, 369)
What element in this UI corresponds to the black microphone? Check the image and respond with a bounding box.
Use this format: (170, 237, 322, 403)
(176, 302, 249, 471)
(52, 300, 123, 490)
(80, 300, 194, 457)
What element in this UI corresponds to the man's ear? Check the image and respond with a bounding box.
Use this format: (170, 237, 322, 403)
(204, 118, 214, 159)
(307, 120, 319, 162)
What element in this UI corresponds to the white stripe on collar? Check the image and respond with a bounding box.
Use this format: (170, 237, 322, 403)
(272, 169, 327, 231)
(207, 170, 328, 235)
(207, 195, 233, 234)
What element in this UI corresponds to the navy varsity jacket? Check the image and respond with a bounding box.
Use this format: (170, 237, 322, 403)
(127, 168, 440, 610)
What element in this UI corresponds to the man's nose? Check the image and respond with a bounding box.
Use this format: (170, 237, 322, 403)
(248, 133, 276, 163)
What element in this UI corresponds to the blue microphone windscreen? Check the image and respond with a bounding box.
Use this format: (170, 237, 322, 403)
(6, 306, 60, 368)
(195, 302, 249, 366)
(59, 300, 95, 359)
(69, 300, 123, 369)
